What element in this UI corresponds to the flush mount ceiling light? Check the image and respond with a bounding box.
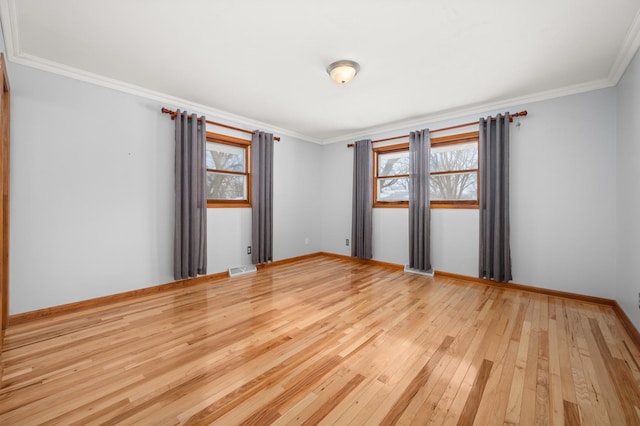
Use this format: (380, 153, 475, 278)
(327, 60, 360, 84)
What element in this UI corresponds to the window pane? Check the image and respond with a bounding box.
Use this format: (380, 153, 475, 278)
(430, 142, 477, 172)
(378, 151, 409, 176)
(430, 172, 477, 201)
(206, 142, 245, 172)
(206, 172, 247, 200)
(377, 177, 409, 201)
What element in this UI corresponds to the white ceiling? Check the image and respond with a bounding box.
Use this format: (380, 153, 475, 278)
(1, 0, 640, 143)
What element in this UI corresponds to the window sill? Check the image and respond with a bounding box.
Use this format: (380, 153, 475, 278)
(207, 201, 252, 208)
(373, 202, 479, 209)
(431, 203, 479, 209)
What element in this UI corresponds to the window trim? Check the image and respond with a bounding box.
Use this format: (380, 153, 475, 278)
(372, 131, 480, 209)
(206, 132, 252, 208)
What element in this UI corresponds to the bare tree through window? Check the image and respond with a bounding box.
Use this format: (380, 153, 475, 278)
(430, 142, 477, 200)
(206, 146, 246, 200)
(373, 131, 479, 207)
(205, 133, 251, 207)
(377, 151, 409, 201)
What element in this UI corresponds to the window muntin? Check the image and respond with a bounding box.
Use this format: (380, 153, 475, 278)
(206, 133, 251, 208)
(373, 131, 479, 208)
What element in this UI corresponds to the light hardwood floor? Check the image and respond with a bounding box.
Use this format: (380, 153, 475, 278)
(1, 255, 639, 425)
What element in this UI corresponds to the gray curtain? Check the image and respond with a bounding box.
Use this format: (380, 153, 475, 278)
(174, 110, 207, 280)
(351, 139, 373, 259)
(409, 129, 432, 272)
(251, 131, 274, 265)
(479, 113, 512, 282)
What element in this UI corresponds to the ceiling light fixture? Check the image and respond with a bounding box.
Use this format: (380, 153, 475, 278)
(327, 60, 360, 84)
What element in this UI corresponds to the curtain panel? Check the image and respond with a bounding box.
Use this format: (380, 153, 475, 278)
(174, 111, 207, 280)
(251, 131, 274, 265)
(479, 113, 512, 282)
(409, 129, 432, 273)
(351, 139, 373, 259)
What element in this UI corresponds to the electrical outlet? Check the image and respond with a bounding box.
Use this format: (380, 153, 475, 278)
(304, 237, 309, 245)
(638, 291, 640, 309)
(247, 246, 252, 255)
(346, 238, 350, 246)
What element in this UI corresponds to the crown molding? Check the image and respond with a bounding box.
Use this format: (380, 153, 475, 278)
(1, 0, 638, 146)
(321, 78, 614, 145)
(13, 53, 322, 144)
(608, 8, 640, 84)
(2, 46, 619, 147)
(0, 0, 321, 144)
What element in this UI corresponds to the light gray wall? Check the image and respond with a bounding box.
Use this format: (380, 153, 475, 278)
(273, 137, 322, 259)
(320, 89, 618, 299)
(9, 64, 174, 314)
(511, 89, 616, 298)
(616, 49, 640, 330)
(319, 142, 352, 256)
(7, 61, 321, 314)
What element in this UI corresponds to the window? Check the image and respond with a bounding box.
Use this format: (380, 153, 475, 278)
(206, 132, 251, 208)
(373, 131, 479, 208)
(374, 144, 410, 206)
(430, 132, 479, 207)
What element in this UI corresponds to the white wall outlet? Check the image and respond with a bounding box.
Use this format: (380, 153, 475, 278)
(346, 238, 350, 246)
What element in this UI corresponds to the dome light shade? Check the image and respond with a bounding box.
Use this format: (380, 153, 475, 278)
(327, 60, 360, 84)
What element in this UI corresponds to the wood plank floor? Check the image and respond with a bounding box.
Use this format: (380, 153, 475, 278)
(1, 255, 639, 425)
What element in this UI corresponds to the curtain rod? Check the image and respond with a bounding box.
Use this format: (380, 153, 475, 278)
(161, 108, 281, 141)
(346, 110, 528, 147)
